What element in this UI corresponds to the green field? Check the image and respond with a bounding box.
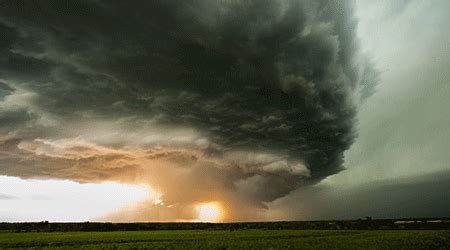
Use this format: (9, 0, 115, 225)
(0, 230, 448, 249)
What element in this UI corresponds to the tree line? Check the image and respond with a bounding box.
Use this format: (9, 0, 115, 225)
(0, 218, 449, 232)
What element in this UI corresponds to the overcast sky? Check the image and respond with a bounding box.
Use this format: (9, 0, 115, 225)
(330, 0, 449, 185)
(0, 0, 448, 222)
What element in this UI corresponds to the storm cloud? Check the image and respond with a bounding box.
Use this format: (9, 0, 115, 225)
(0, 0, 377, 220)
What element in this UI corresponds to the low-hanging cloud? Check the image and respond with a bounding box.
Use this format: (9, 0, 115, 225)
(0, 0, 378, 221)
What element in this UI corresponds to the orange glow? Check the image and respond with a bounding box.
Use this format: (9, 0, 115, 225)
(197, 202, 223, 222)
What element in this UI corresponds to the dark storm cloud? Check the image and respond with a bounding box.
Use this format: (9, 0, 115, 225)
(270, 170, 450, 220)
(0, 82, 13, 98)
(0, 0, 377, 208)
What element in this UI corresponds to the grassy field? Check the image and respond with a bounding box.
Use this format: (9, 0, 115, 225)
(0, 230, 448, 249)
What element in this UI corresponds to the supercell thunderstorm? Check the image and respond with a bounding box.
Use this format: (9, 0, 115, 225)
(0, 0, 377, 220)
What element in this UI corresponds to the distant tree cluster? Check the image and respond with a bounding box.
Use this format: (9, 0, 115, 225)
(0, 218, 449, 232)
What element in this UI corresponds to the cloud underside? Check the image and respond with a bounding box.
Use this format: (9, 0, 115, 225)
(0, 0, 377, 220)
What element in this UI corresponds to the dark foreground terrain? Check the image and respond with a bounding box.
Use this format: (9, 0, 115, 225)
(0, 230, 449, 249)
(1, 218, 449, 232)
(0, 219, 449, 249)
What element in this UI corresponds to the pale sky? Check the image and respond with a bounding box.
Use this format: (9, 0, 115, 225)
(327, 0, 449, 186)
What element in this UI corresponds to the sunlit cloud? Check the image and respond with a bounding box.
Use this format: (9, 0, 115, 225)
(196, 202, 224, 222)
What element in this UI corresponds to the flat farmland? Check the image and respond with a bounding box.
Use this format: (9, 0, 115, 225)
(0, 230, 448, 249)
